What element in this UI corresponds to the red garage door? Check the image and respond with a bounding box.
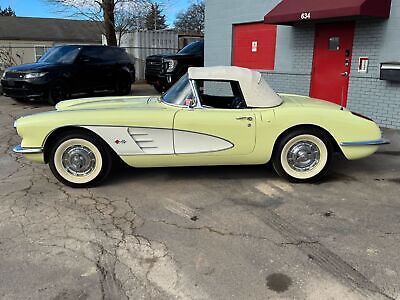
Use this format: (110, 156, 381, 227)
(233, 23, 277, 70)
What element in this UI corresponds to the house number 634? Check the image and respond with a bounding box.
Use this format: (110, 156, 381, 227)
(300, 12, 311, 20)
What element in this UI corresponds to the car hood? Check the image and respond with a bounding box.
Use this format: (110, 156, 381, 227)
(55, 95, 164, 111)
(147, 53, 195, 60)
(278, 94, 344, 110)
(7, 62, 57, 72)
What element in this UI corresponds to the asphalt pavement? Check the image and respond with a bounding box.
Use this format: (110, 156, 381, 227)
(0, 86, 399, 300)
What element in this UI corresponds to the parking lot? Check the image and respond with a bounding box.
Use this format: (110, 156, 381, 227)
(0, 86, 400, 300)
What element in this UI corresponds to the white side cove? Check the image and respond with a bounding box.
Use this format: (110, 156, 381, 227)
(174, 130, 233, 154)
(82, 126, 233, 155)
(129, 127, 174, 155)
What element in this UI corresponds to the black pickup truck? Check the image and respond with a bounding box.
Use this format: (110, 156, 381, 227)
(145, 40, 204, 93)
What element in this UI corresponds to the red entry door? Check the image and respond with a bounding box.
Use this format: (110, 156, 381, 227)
(310, 22, 355, 106)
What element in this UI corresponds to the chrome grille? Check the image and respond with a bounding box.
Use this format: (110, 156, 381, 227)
(146, 59, 163, 74)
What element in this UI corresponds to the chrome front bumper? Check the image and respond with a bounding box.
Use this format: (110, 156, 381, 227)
(340, 139, 390, 146)
(13, 144, 43, 154)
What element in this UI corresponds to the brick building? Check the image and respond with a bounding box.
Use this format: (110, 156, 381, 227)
(205, 0, 400, 128)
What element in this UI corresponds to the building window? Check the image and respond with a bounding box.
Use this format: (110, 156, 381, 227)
(34, 45, 47, 61)
(232, 22, 277, 70)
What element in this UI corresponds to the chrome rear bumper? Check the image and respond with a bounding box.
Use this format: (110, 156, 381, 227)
(340, 139, 390, 146)
(13, 144, 43, 154)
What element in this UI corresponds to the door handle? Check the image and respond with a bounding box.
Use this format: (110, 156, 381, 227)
(341, 72, 349, 77)
(236, 116, 253, 121)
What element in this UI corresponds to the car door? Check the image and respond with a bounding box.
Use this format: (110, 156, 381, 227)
(174, 108, 256, 155)
(173, 79, 256, 156)
(99, 47, 118, 90)
(75, 46, 109, 91)
(73, 47, 97, 92)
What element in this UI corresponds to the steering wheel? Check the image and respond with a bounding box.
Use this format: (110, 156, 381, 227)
(230, 97, 246, 109)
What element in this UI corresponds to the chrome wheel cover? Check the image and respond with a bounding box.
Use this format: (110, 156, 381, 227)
(287, 141, 320, 172)
(62, 145, 96, 176)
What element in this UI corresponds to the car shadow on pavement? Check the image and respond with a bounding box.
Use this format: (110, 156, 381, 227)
(104, 152, 398, 187)
(105, 163, 277, 186)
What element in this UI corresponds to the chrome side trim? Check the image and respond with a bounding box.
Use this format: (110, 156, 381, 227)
(340, 139, 390, 146)
(189, 79, 203, 109)
(13, 144, 43, 154)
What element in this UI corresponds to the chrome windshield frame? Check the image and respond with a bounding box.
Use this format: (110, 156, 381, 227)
(189, 79, 203, 109)
(160, 76, 203, 109)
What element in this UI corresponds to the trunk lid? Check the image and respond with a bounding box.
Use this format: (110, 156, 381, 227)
(278, 94, 343, 110)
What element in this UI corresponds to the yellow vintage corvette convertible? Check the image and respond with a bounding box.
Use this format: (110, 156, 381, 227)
(13, 66, 388, 187)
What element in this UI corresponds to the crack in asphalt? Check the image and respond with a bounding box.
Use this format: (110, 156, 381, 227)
(280, 240, 320, 246)
(0, 107, 188, 299)
(246, 202, 395, 300)
(149, 218, 280, 245)
(1, 178, 178, 299)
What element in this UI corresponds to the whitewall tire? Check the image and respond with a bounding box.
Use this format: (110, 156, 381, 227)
(49, 131, 112, 188)
(273, 129, 333, 183)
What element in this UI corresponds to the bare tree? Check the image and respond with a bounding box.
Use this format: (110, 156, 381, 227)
(115, 4, 149, 45)
(174, 1, 204, 34)
(0, 46, 23, 72)
(46, 0, 151, 46)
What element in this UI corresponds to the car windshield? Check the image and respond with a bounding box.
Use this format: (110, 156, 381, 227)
(177, 41, 203, 55)
(161, 74, 193, 106)
(38, 46, 81, 64)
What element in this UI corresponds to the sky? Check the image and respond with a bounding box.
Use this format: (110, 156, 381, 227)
(0, 0, 191, 26)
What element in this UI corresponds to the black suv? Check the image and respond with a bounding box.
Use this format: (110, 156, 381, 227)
(1, 45, 135, 104)
(146, 40, 203, 93)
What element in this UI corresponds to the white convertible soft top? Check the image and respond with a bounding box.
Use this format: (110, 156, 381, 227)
(188, 66, 283, 108)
